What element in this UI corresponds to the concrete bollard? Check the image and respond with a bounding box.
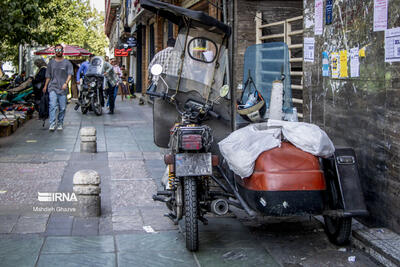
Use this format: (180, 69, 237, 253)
(73, 170, 101, 217)
(80, 127, 97, 153)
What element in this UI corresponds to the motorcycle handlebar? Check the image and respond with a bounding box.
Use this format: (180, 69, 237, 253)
(146, 91, 164, 98)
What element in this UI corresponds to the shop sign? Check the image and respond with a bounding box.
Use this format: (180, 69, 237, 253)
(115, 48, 132, 57)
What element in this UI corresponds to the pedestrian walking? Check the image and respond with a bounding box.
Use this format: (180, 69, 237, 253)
(110, 58, 121, 105)
(120, 65, 129, 101)
(43, 44, 73, 131)
(32, 58, 47, 110)
(103, 60, 118, 114)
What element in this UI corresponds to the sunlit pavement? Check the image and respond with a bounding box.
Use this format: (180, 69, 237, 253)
(0, 97, 377, 266)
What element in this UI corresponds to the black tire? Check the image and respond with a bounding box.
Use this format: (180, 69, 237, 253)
(91, 97, 102, 116)
(81, 107, 88, 114)
(324, 177, 352, 245)
(184, 177, 199, 251)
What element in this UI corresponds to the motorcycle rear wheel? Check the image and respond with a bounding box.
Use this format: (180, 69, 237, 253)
(184, 177, 199, 251)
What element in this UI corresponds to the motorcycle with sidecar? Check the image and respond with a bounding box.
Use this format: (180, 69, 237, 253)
(142, 0, 368, 252)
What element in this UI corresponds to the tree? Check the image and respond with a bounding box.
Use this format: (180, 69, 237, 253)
(0, 0, 108, 72)
(0, 0, 56, 71)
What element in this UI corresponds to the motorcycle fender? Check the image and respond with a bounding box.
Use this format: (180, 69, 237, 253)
(331, 148, 368, 216)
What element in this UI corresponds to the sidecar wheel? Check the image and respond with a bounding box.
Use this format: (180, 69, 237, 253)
(324, 177, 352, 245)
(184, 177, 199, 251)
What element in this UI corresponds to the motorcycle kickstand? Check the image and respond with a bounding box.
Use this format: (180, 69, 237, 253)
(152, 195, 170, 203)
(164, 213, 179, 225)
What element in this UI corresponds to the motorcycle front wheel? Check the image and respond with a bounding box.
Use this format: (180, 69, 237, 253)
(184, 177, 199, 251)
(91, 96, 102, 116)
(81, 106, 88, 114)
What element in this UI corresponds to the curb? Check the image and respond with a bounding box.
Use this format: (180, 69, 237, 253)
(352, 225, 400, 267)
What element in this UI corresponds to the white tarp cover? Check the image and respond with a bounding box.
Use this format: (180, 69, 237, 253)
(218, 123, 281, 178)
(219, 121, 335, 178)
(267, 120, 335, 158)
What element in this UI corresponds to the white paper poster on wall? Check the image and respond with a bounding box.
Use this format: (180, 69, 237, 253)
(350, 47, 360, 78)
(304, 38, 315, 62)
(385, 27, 400, 62)
(314, 0, 323, 35)
(374, 0, 388, 31)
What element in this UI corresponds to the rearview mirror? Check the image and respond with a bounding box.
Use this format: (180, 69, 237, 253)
(219, 85, 229, 98)
(151, 64, 163, 76)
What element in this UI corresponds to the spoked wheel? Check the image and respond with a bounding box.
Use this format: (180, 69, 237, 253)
(184, 177, 199, 251)
(91, 96, 102, 116)
(324, 177, 352, 245)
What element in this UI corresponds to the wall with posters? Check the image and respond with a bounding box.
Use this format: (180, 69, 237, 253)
(303, 0, 400, 232)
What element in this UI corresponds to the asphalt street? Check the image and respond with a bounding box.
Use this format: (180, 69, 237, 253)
(0, 97, 378, 266)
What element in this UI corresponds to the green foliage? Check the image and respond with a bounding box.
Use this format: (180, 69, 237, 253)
(0, 0, 108, 66)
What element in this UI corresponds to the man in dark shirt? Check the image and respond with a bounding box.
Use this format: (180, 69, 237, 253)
(43, 44, 73, 131)
(14, 71, 26, 86)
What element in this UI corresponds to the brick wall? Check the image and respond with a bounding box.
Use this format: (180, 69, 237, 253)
(303, 0, 400, 232)
(233, 0, 303, 89)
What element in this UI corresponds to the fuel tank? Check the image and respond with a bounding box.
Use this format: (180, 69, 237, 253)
(236, 142, 327, 215)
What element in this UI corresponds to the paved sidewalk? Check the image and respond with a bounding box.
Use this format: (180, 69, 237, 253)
(0, 98, 378, 266)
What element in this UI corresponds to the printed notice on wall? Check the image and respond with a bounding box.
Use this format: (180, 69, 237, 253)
(322, 52, 329, 76)
(374, 0, 388, 31)
(304, 38, 315, 62)
(340, 50, 348, 78)
(385, 27, 400, 62)
(315, 0, 323, 35)
(350, 47, 360, 77)
(331, 52, 340, 78)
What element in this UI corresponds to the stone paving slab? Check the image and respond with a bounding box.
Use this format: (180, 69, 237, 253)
(116, 232, 186, 252)
(0, 214, 18, 233)
(112, 214, 144, 232)
(0, 235, 44, 267)
(42, 236, 115, 253)
(140, 207, 179, 231)
(37, 253, 116, 267)
(111, 180, 163, 208)
(195, 247, 279, 267)
(109, 160, 151, 180)
(118, 250, 196, 267)
(71, 217, 99, 236)
(45, 214, 74, 236)
(12, 215, 49, 234)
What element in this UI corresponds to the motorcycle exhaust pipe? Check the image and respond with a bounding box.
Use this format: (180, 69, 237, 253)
(211, 199, 229, 216)
(217, 166, 257, 218)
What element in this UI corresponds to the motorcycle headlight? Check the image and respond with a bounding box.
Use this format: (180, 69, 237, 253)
(90, 81, 96, 87)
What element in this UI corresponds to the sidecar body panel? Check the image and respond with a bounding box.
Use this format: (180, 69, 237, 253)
(236, 142, 326, 216)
